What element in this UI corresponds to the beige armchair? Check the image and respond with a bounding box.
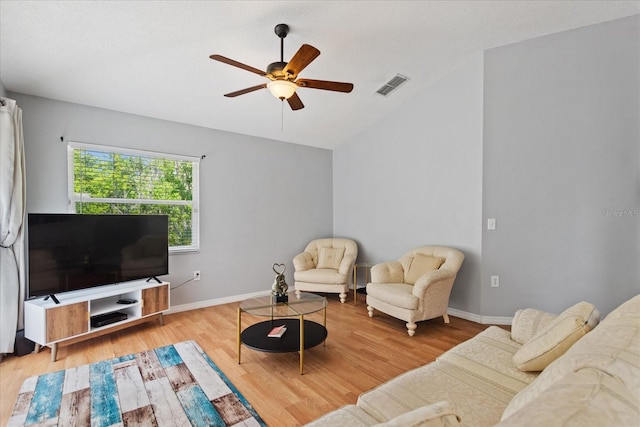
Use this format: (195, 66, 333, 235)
(293, 238, 358, 303)
(366, 246, 464, 336)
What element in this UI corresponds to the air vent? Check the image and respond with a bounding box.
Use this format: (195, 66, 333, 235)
(376, 74, 409, 96)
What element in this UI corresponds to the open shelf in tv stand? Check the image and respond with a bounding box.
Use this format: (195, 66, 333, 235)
(24, 280, 170, 361)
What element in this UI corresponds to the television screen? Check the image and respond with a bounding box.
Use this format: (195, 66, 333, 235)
(27, 213, 169, 299)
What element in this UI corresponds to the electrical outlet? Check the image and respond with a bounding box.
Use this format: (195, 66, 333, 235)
(487, 218, 496, 230)
(194, 271, 201, 281)
(491, 275, 500, 288)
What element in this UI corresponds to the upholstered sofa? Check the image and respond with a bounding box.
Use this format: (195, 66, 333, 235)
(306, 294, 640, 426)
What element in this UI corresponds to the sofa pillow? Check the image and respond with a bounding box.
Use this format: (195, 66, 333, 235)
(503, 297, 639, 419)
(372, 401, 461, 427)
(512, 301, 600, 372)
(317, 247, 345, 270)
(405, 254, 444, 285)
(511, 308, 558, 345)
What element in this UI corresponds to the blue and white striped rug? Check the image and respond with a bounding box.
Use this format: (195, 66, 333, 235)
(9, 340, 266, 426)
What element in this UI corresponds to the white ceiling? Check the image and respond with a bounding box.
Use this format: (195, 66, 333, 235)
(1, 1, 638, 150)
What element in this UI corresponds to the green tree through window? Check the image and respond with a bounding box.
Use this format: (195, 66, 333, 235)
(68, 143, 200, 252)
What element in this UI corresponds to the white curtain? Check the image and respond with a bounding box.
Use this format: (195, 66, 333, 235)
(0, 97, 26, 354)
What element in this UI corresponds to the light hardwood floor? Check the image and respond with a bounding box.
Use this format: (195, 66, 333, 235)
(0, 292, 491, 426)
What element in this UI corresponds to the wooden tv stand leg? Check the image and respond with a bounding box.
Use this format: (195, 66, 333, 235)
(32, 342, 57, 360)
(51, 343, 58, 362)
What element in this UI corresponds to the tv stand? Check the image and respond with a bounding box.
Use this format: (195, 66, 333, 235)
(146, 276, 162, 284)
(25, 280, 169, 361)
(44, 294, 60, 304)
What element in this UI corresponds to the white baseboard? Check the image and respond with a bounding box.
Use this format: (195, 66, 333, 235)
(447, 307, 512, 325)
(169, 292, 512, 325)
(168, 290, 271, 314)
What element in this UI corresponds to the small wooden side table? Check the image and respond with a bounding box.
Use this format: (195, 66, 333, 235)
(353, 263, 374, 305)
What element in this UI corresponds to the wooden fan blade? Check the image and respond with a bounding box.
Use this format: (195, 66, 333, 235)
(210, 54, 267, 76)
(296, 79, 354, 93)
(224, 84, 267, 97)
(282, 44, 320, 78)
(287, 92, 305, 110)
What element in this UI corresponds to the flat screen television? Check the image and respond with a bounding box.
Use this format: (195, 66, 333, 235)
(27, 213, 169, 300)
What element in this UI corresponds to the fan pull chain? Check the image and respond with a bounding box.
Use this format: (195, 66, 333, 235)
(281, 100, 284, 132)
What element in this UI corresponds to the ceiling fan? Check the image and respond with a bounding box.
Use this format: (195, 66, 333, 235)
(210, 24, 354, 111)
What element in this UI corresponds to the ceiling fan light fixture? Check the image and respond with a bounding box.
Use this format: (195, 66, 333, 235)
(210, 23, 353, 110)
(267, 80, 297, 100)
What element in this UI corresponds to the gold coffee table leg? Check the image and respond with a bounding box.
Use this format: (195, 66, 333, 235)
(237, 307, 242, 364)
(299, 314, 305, 374)
(323, 305, 327, 346)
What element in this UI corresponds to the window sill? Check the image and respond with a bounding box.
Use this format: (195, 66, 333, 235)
(169, 246, 200, 255)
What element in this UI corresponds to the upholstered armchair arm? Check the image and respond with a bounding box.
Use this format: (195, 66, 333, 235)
(293, 252, 315, 272)
(338, 253, 356, 275)
(410, 269, 457, 321)
(370, 261, 405, 283)
(412, 269, 456, 296)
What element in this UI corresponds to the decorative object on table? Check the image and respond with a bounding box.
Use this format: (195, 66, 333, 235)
(271, 263, 289, 303)
(8, 340, 266, 427)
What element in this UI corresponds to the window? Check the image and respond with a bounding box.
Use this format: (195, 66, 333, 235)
(68, 142, 200, 253)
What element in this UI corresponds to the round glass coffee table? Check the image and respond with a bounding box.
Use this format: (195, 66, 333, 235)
(238, 293, 327, 374)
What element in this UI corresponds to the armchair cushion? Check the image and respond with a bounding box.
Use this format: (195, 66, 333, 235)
(513, 301, 600, 371)
(296, 268, 349, 285)
(317, 247, 345, 270)
(367, 283, 418, 310)
(405, 254, 444, 285)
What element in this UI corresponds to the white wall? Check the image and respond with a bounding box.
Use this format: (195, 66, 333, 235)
(333, 54, 484, 314)
(482, 15, 640, 316)
(13, 93, 333, 309)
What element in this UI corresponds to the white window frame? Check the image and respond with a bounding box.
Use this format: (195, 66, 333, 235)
(67, 141, 200, 253)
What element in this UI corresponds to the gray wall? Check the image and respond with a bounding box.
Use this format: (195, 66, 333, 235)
(333, 54, 484, 315)
(482, 15, 640, 316)
(12, 93, 333, 308)
(334, 15, 639, 320)
(11, 15, 638, 319)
